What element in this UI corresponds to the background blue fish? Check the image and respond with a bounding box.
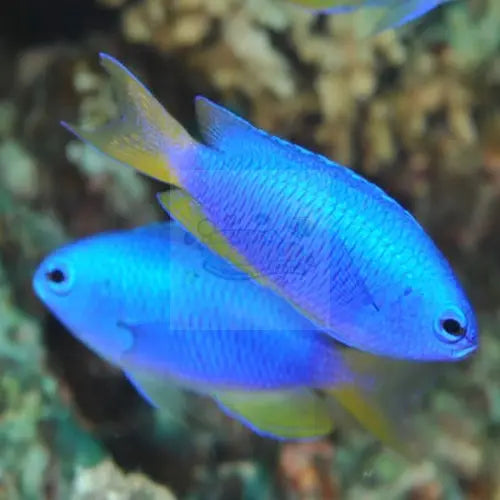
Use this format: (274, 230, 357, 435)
(62, 54, 478, 363)
(33, 222, 430, 450)
(285, 0, 453, 33)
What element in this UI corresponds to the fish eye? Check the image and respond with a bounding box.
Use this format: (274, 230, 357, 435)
(435, 307, 467, 344)
(442, 318, 463, 336)
(45, 261, 73, 295)
(46, 269, 66, 283)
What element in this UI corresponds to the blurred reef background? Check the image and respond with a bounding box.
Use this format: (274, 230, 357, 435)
(1, 0, 500, 498)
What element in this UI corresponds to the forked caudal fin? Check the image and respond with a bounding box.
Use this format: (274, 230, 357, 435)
(61, 53, 194, 188)
(324, 349, 440, 460)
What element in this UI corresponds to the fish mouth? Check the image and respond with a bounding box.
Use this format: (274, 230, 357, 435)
(451, 342, 477, 361)
(32, 265, 47, 302)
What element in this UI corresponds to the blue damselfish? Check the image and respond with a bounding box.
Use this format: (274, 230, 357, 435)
(33, 223, 352, 390)
(62, 54, 478, 362)
(33, 222, 422, 447)
(285, 0, 453, 33)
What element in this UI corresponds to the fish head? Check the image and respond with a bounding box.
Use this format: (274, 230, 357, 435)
(425, 280, 478, 361)
(32, 238, 134, 364)
(390, 263, 478, 362)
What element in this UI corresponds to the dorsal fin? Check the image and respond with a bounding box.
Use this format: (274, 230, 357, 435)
(195, 96, 262, 151)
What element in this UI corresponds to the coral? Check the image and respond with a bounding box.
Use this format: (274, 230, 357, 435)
(444, 0, 500, 70)
(0, 258, 105, 499)
(69, 460, 175, 500)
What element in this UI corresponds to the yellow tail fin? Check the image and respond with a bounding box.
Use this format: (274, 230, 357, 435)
(327, 386, 409, 456)
(324, 350, 439, 460)
(62, 53, 194, 188)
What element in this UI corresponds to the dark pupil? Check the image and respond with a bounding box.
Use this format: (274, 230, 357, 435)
(442, 318, 463, 336)
(46, 269, 66, 284)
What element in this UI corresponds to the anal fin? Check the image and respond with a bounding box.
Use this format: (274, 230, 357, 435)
(213, 389, 334, 440)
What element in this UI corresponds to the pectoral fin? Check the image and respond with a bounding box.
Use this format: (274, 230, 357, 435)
(124, 371, 158, 408)
(123, 366, 187, 418)
(157, 189, 266, 284)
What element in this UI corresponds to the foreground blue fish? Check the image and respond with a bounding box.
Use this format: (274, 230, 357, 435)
(33, 223, 352, 391)
(285, 0, 453, 33)
(33, 222, 428, 449)
(62, 54, 478, 362)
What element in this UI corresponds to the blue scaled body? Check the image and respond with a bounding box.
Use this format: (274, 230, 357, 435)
(33, 223, 352, 392)
(33, 223, 435, 448)
(34, 222, 395, 442)
(62, 54, 478, 362)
